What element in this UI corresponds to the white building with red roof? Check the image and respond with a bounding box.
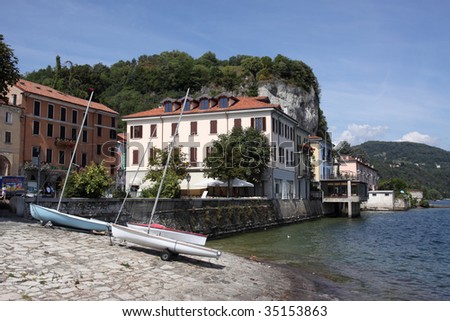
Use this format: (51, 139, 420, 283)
(123, 93, 312, 199)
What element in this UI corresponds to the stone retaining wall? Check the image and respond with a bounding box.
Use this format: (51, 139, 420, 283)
(10, 197, 324, 238)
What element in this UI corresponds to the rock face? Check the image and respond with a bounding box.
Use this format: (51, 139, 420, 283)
(258, 81, 319, 134)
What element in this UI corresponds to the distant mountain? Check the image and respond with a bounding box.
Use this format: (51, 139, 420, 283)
(354, 141, 450, 198)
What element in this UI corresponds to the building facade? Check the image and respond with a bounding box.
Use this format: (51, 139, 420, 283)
(0, 100, 23, 176)
(338, 155, 379, 190)
(308, 135, 334, 182)
(123, 94, 312, 199)
(5, 79, 119, 190)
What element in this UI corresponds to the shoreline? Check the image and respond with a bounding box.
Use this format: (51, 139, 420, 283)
(0, 216, 346, 301)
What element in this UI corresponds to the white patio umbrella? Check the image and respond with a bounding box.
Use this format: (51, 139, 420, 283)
(219, 178, 254, 187)
(191, 178, 224, 188)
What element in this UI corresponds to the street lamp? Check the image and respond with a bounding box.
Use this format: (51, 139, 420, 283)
(117, 167, 124, 191)
(186, 173, 191, 198)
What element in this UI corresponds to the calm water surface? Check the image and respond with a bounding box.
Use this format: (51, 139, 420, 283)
(209, 204, 450, 300)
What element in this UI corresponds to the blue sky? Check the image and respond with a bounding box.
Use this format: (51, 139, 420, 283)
(2, 0, 450, 150)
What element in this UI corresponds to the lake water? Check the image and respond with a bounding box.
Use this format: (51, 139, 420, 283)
(209, 202, 450, 300)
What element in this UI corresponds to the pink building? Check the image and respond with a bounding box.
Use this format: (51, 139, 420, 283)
(338, 155, 379, 190)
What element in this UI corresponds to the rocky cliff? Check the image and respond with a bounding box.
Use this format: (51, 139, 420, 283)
(258, 81, 320, 134)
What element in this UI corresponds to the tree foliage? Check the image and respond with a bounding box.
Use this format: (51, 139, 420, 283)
(204, 126, 270, 196)
(65, 162, 113, 198)
(142, 147, 187, 198)
(0, 35, 20, 102)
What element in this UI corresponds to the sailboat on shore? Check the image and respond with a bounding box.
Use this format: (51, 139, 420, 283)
(29, 90, 110, 232)
(110, 89, 221, 260)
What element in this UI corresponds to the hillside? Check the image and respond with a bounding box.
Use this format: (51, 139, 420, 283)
(354, 141, 450, 198)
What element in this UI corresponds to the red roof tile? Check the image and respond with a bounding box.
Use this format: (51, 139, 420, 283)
(15, 79, 118, 115)
(123, 96, 281, 119)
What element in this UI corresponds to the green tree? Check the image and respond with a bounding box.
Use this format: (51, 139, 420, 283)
(65, 162, 113, 198)
(378, 178, 408, 197)
(143, 147, 187, 198)
(0, 35, 20, 101)
(204, 126, 270, 196)
(241, 56, 264, 81)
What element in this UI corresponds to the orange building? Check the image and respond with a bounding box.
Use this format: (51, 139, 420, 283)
(6, 79, 119, 190)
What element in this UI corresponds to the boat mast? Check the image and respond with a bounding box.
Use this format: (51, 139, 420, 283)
(114, 125, 157, 224)
(147, 88, 190, 233)
(57, 89, 94, 212)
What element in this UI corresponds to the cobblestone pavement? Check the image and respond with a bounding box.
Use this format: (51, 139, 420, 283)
(0, 217, 336, 301)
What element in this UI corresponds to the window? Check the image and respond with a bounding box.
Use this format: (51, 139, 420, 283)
(71, 151, 76, 165)
(110, 129, 117, 139)
(47, 124, 53, 137)
(59, 150, 65, 165)
(97, 127, 102, 137)
(205, 146, 213, 157)
(33, 121, 40, 135)
(183, 100, 190, 111)
(97, 114, 102, 125)
(72, 110, 78, 124)
(46, 149, 52, 163)
(81, 153, 87, 167)
(190, 121, 197, 135)
(149, 148, 156, 161)
(72, 128, 77, 140)
(200, 99, 209, 110)
(271, 143, 277, 162)
(48, 104, 54, 119)
(110, 165, 115, 176)
(279, 147, 284, 163)
(150, 124, 157, 137)
(234, 118, 241, 128)
(97, 144, 102, 155)
(5, 112, 12, 124)
(190, 147, 197, 167)
(34, 101, 41, 116)
(11, 94, 17, 105)
(32, 146, 40, 158)
(130, 125, 142, 139)
(219, 97, 228, 108)
(60, 126, 66, 139)
(164, 102, 172, 113)
(171, 123, 177, 136)
(83, 112, 88, 126)
(210, 120, 217, 134)
(272, 118, 277, 133)
(82, 130, 87, 143)
(4, 131, 11, 144)
(31, 146, 40, 166)
(132, 150, 139, 165)
(251, 117, 266, 131)
(111, 117, 116, 128)
(60, 107, 66, 122)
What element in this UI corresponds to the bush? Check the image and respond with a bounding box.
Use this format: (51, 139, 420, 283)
(65, 162, 113, 198)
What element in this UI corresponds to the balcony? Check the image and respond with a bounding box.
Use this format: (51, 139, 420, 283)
(55, 137, 76, 148)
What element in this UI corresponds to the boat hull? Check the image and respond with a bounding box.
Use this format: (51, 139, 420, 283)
(111, 224, 221, 259)
(126, 222, 207, 246)
(29, 203, 109, 232)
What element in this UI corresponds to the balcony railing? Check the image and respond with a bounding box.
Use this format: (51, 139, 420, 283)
(55, 137, 76, 148)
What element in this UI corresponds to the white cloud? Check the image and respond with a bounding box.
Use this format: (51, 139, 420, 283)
(337, 124, 388, 146)
(397, 131, 439, 146)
